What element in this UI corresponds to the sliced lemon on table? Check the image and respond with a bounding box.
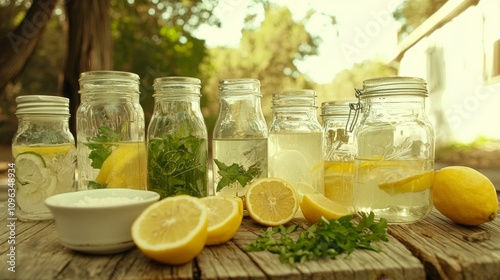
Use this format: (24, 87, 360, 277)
(378, 170, 434, 195)
(201, 196, 244, 245)
(245, 177, 299, 226)
(300, 194, 353, 224)
(131, 195, 208, 265)
(95, 143, 147, 189)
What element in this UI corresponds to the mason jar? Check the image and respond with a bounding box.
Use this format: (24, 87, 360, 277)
(268, 89, 323, 195)
(12, 95, 76, 221)
(147, 76, 208, 198)
(321, 100, 358, 210)
(353, 77, 435, 223)
(212, 79, 268, 197)
(77, 71, 146, 190)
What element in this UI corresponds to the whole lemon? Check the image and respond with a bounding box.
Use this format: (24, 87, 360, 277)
(433, 166, 498, 226)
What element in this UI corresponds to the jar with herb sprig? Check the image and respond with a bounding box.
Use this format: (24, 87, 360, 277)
(212, 79, 268, 198)
(76, 71, 147, 190)
(147, 76, 209, 198)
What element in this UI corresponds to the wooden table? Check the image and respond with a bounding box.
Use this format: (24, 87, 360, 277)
(1, 200, 499, 280)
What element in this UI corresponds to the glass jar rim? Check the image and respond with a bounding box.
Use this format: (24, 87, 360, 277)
(360, 76, 428, 98)
(79, 70, 140, 81)
(321, 99, 356, 116)
(272, 89, 317, 108)
(219, 78, 261, 96)
(153, 76, 201, 97)
(79, 71, 140, 94)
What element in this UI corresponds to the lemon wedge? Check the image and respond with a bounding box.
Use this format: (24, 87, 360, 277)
(378, 171, 434, 195)
(300, 194, 353, 224)
(95, 142, 147, 189)
(201, 196, 244, 245)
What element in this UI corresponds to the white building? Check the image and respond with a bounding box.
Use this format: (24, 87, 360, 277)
(392, 0, 500, 145)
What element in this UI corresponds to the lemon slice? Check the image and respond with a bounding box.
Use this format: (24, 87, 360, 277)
(131, 195, 208, 265)
(95, 143, 147, 189)
(300, 194, 353, 224)
(201, 196, 244, 245)
(245, 177, 299, 226)
(378, 170, 434, 195)
(15, 152, 57, 212)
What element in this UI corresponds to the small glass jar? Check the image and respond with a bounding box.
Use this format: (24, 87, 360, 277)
(321, 100, 357, 210)
(12, 95, 76, 221)
(268, 89, 323, 194)
(77, 71, 146, 190)
(147, 77, 208, 198)
(353, 77, 435, 223)
(212, 79, 268, 197)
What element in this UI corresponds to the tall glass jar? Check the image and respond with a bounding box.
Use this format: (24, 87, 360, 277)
(77, 71, 146, 190)
(353, 77, 435, 223)
(212, 79, 268, 197)
(12, 95, 76, 221)
(268, 89, 324, 195)
(321, 100, 357, 210)
(147, 77, 208, 198)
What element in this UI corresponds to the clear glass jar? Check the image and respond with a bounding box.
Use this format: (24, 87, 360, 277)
(12, 95, 76, 221)
(353, 77, 435, 223)
(268, 89, 324, 194)
(321, 100, 357, 210)
(77, 71, 146, 190)
(212, 79, 268, 197)
(147, 76, 208, 198)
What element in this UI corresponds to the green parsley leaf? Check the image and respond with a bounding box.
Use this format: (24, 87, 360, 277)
(85, 126, 124, 169)
(245, 212, 389, 266)
(214, 159, 262, 192)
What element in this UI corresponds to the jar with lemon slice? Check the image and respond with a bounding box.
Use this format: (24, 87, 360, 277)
(77, 71, 147, 190)
(12, 95, 76, 221)
(353, 77, 435, 223)
(321, 100, 358, 210)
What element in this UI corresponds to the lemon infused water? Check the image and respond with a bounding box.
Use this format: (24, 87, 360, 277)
(324, 161, 353, 208)
(13, 95, 76, 221)
(77, 71, 146, 190)
(268, 89, 324, 195)
(77, 141, 146, 189)
(212, 79, 268, 197)
(353, 77, 435, 223)
(268, 133, 323, 193)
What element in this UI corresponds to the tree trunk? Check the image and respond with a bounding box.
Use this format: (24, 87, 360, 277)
(62, 0, 112, 136)
(0, 0, 57, 92)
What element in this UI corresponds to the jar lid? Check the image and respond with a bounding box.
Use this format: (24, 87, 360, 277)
(16, 95, 70, 115)
(321, 100, 356, 116)
(272, 89, 317, 108)
(360, 76, 428, 97)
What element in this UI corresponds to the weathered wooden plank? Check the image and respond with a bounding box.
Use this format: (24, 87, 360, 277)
(231, 216, 425, 280)
(389, 208, 500, 280)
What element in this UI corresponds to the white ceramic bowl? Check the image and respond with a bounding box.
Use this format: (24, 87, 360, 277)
(45, 188, 160, 254)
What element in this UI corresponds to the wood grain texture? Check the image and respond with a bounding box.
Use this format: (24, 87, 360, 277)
(1, 201, 499, 279)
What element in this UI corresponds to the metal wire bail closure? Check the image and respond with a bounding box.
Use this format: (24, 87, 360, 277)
(345, 88, 363, 132)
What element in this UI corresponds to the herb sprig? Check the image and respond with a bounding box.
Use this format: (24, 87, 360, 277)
(86, 126, 124, 169)
(214, 159, 261, 192)
(245, 212, 388, 266)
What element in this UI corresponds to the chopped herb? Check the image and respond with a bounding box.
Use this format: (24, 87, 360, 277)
(245, 212, 388, 266)
(87, 181, 106, 189)
(85, 126, 124, 169)
(148, 136, 208, 198)
(213, 159, 261, 192)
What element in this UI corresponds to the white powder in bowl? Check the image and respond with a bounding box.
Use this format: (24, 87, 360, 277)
(73, 196, 145, 206)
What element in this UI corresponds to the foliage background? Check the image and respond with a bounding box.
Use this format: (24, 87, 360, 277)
(1, 0, 449, 145)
